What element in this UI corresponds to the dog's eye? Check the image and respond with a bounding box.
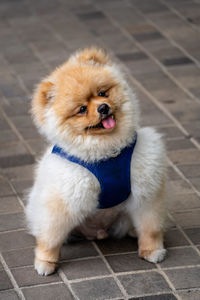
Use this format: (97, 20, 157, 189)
(79, 106, 87, 114)
(98, 91, 108, 97)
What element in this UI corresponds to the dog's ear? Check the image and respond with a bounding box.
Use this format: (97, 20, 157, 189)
(31, 80, 56, 124)
(76, 47, 109, 65)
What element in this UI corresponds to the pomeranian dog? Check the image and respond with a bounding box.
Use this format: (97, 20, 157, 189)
(26, 47, 167, 276)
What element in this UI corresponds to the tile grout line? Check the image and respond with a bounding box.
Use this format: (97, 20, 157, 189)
(131, 0, 200, 69)
(92, 241, 129, 300)
(0, 252, 25, 300)
(58, 269, 80, 300)
(167, 158, 200, 197)
(29, 43, 51, 73)
(128, 73, 200, 150)
(100, 5, 200, 105)
(67, 264, 200, 284)
(161, 0, 200, 33)
(68, 273, 113, 284)
(0, 104, 36, 157)
(20, 281, 67, 290)
(168, 213, 200, 257)
(92, 10, 200, 153)
(5, 260, 200, 273)
(7, 179, 26, 211)
(156, 263, 181, 300)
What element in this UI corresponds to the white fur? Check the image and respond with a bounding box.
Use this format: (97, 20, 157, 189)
(26, 49, 167, 275)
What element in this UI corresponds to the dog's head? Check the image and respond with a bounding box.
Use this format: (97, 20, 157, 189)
(32, 47, 139, 161)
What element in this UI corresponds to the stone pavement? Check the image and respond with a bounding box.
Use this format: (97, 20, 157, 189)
(0, 0, 200, 299)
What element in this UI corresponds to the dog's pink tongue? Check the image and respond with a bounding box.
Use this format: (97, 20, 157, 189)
(102, 116, 116, 129)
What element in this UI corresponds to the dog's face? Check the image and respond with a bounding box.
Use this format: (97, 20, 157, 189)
(32, 48, 139, 160)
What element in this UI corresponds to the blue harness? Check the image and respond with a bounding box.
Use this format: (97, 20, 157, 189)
(52, 134, 137, 209)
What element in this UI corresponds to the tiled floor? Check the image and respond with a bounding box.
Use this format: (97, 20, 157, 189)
(0, 0, 200, 299)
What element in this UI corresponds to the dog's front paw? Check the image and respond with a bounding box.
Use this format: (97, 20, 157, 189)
(34, 258, 57, 276)
(139, 248, 167, 263)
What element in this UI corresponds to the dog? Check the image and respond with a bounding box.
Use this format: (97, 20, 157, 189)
(26, 47, 167, 276)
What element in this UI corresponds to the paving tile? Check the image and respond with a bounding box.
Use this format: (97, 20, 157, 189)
(2, 247, 34, 268)
(0, 196, 22, 214)
(162, 56, 194, 66)
(0, 142, 28, 158)
(172, 210, 200, 228)
(166, 180, 192, 195)
(0, 290, 19, 300)
(167, 103, 200, 124)
(27, 139, 47, 157)
(138, 71, 176, 92)
(178, 164, 200, 179)
(11, 266, 62, 287)
(166, 138, 195, 151)
(157, 125, 184, 139)
(131, 0, 168, 14)
(96, 237, 138, 255)
(167, 193, 200, 212)
(22, 283, 74, 300)
(160, 247, 200, 268)
(0, 180, 14, 197)
(128, 59, 161, 76)
(141, 110, 171, 126)
(169, 65, 200, 89)
(0, 115, 10, 130)
(11, 179, 33, 196)
(190, 177, 200, 192)
(164, 229, 189, 247)
(60, 240, 98, 261)
(106, 253, 155, 273)
(117, 52, 148, 62)
(167, 167, 181, 181)
(168, 150, 200, 165)
(132, 31, 165, 42)
(118, 271, 170, 297)
(71, 277, 123, 300)
(0, 130, 19, 144)
(0, 153, 35, 168)
(62, 258, 110, 280)
(0, 212, 25, 232)
(77, 11, 106, 21)
(178, 289, 200, 300)
(153, 45, 186, 61)
(0, 230, 35, 251)
(2, 164, 34, 181)
(1, 102, 30, 117)
(0, 270, 13, 290)
(129, 294, 176, 300)
(165, 267, 200, 289)
(184, 228, 200, 245)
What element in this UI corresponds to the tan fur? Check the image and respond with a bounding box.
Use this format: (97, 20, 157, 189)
(46, 193, 69, 216)
(32, 51, 122, 138)
(32, 81, 54, 123)
(139, 231, 163, 259)
(35, 238, 62, 275)
(35, 238, 61, 263)
(76, 47, 109, 65)
(27, 47, 167, 275)
(137, 178, 166, 260)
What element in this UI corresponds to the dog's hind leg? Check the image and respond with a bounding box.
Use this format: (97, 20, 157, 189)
(129, 179, 167, 263)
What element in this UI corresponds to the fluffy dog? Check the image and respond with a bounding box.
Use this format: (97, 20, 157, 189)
(26, 47, 167, 276)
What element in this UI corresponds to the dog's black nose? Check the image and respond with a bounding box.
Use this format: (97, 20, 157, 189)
(97, 103, 110, 115)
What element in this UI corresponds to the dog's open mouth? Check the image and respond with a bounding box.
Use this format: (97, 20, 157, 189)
(86, 115, 116, 130)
